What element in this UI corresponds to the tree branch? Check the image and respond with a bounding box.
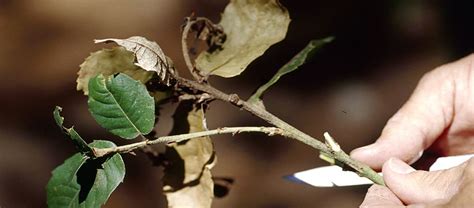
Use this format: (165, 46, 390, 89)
(92, 126, 285, 158)
(175, 76, 385, 186)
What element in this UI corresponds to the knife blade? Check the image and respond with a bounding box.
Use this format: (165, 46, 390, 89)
(285, 154, 474, 187)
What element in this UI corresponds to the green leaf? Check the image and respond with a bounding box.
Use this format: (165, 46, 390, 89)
(248, 37, 333, 104)
(54, 106, 93, 155)
(47, 153, 87, 208)
(163, 101, 215, 207)
(47, 140, 125, 208)
(195, 0, 290, 78)
(95, 36, 175, 86)
(88, 73, 155, 139)
(77, 47, 155, 95)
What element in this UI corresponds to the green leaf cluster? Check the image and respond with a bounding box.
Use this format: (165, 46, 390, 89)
(49, 72, 157, 207)
(47, 141, 125, 208)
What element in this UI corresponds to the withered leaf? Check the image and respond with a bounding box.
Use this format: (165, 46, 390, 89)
(77, 47, 154, 95)
(195, 0, 290, 78)
(163, 101, 215, 208)
(95, 36, 174, 86)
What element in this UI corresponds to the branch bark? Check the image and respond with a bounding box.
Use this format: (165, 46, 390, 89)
(175, 76, 385, 186)
(92, 126, 285, 158)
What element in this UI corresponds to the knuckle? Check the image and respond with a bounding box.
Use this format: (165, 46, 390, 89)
(419, 69, 437, 85)
(420, 53, 474, 86)
(419, 65, 448, 86)
(466, 53, 474, 61)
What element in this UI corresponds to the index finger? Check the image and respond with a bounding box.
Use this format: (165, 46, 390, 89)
(351, 55, 474, 169)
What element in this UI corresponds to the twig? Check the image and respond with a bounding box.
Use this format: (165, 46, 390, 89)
(324, 132, 341, 152)
(178, 19, 382, 185)
(175, 76, 385, 186)
(181, 16, 226, 82)
(93, 126, 285, 158)
(181, 17, 204, 81)
(178, 93, 213, 102)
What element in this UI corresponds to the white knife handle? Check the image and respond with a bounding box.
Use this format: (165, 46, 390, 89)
(429, 154, 474, 171)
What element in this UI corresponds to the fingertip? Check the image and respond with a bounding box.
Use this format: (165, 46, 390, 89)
(381, 158, 419, 204)
(381, 158, 448, 205)
(351, 143, 388, 170)
(382, 158, 416, 193)
(383, 157, 416, 175)
(350, 143, 376, 159)
(352, 132, 425, 169)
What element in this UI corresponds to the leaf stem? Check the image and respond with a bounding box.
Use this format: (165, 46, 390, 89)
(175, 77, 385, 186)
(181, 17, 204, 81)
(93, 127, 285, 158)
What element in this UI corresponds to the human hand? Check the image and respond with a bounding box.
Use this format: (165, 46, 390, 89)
(351, 54, 474, 169)
(360, 157, 474, 207)
(350, 54, 474, 206)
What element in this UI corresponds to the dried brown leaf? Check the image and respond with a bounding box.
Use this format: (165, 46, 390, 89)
(95, 36, 174, 86)
(163, 101, 215, 208)
(195, 0, 290, 77)
(77, 47, 154, 95)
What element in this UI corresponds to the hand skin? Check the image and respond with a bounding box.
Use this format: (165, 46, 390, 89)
(350, 54, 474, 207)
(360, 157, 474, 207)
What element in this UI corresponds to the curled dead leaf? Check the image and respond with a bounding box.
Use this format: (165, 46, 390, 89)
(95, 36, 175, 86)
(77, 47, 154, 95)
(195, 0, 290, 78)
(163, 101, 216, 208)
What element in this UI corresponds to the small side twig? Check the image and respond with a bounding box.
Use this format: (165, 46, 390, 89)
(181, 17, 202, 81)
(181, 16, 226, 82)
(93, 126, 285, 158)
(178, 93, 213, 103)
(323, 132, 341, 152)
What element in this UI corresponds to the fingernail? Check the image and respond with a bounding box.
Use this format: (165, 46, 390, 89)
(351, 143, 377, 155)
(358, 143, 377, 151)
(408, 150, 424, 165)
(388, 158, 415, 174)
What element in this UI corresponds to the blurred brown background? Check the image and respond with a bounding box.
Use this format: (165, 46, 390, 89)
(0, 0, 473, 207)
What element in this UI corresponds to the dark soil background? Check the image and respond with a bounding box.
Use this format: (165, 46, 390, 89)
(0, 0, 472, 207)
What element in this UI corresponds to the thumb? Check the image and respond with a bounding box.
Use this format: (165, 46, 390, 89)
(382, 157, 465, 205)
